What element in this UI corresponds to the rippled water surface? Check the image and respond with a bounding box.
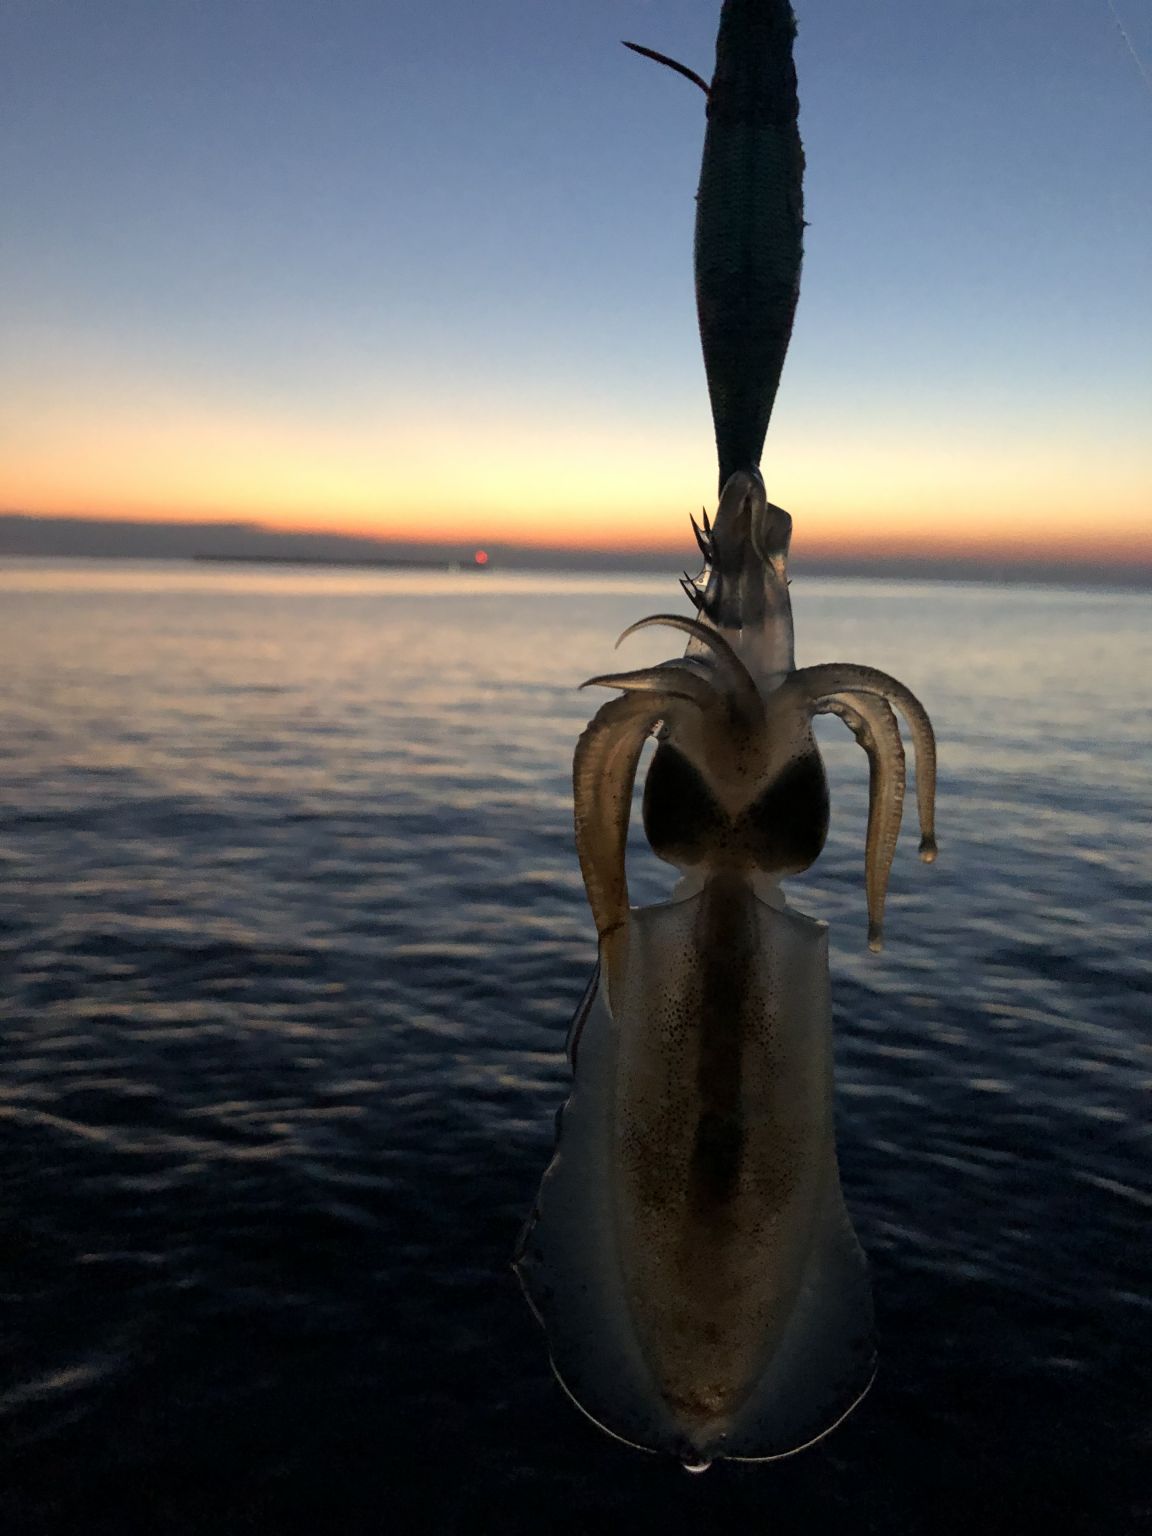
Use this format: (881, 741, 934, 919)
(1, 560, 1148, 1534)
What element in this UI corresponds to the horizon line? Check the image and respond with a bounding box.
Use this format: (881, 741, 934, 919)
(2, 508, 1151, 574)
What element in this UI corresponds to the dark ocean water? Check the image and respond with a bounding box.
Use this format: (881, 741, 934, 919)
(0, 559, 1148, 1534)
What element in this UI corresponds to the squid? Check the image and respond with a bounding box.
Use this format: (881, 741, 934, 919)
(515, 0, 938, 1469)
(515, 470, 937, 1466)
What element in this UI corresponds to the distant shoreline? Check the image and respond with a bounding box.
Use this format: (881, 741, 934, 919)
(1, 548, 1149, 591)
(10, 534, 1146, 583)
(3, 512, 1150, 588)
(191, 552, 468, 571)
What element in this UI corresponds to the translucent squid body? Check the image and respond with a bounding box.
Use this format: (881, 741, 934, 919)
(515, 470, 938, 1467)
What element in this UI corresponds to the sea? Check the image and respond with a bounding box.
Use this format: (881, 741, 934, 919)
(0, 559, 1148, 1534)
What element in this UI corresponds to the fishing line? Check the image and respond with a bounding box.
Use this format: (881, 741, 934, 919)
(1104, 0, 1152, 96)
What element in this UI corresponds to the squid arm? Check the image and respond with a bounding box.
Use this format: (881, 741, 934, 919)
(573, 683, 706, 1002)
(814, 692, 906, 951)
(791, 663, 939, 863)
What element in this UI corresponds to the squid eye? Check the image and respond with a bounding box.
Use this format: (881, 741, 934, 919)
(642, 742, 726, 869)
(735, 749, 830, 876)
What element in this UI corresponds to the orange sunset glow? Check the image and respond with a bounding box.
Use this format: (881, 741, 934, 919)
(4, 392, 1149, 566)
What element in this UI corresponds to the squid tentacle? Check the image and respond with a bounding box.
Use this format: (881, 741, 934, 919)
(616, 613, 764, 726)
(815, 691, 906, 951)
(791, 662, 938, 862)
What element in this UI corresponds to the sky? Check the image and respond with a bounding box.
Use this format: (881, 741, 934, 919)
(1, 0, 1150, 565)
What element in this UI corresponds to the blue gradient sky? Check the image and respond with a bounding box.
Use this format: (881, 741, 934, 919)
(1, 0, 1149, 558)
